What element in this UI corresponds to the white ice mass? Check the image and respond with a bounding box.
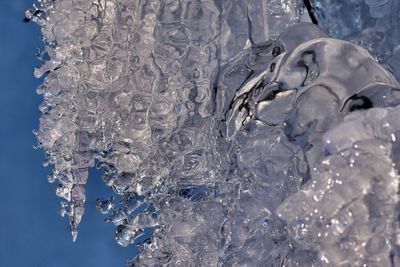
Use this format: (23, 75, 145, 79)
(28, 0, 399, 266)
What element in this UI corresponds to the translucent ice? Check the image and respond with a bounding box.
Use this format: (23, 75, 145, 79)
(220, 25, 399, 266)
(309, 0, 400, 79)
(29, 0, 399, 266)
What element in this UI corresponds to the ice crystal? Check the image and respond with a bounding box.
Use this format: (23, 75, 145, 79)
(29, 0, 399, 266)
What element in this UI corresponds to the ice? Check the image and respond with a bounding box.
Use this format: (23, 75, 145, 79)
(310, 0, 400, 78)
(218, 25, 399, 265)
(278, 127, 398, 266)
(29, 0, 400, 266)
(96, 197, 114, 215)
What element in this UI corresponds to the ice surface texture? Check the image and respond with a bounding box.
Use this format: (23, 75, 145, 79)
(29, 0, 399, 266)
(309, 0, 400, 79)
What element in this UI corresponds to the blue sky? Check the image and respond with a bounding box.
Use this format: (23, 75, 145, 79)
(0, 1, 138, 266)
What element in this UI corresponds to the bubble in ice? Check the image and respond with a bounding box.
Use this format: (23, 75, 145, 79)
(29, 0, 399, 266)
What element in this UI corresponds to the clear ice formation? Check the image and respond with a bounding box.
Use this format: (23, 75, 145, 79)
(309, 0, 400, 79)
(28, 0, 400, 266)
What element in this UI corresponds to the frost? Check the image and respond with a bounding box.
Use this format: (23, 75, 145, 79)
(29, 0, 399, 266)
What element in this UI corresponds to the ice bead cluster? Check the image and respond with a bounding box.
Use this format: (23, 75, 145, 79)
(29, 0, 399, 266)
(309, 0, 400, 79)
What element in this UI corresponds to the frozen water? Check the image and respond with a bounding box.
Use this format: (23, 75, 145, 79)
(28, 0, 399, 266)
(309, 0, 400, 79)
(220, 26, 400, 266)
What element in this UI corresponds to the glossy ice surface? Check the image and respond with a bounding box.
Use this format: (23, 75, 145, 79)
(29, 0, 399, 266)
(310, 0, 400, 79)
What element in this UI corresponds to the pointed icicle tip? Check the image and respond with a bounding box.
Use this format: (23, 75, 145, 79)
(70, 218, 79, 242)
(71, 228, 78, 242)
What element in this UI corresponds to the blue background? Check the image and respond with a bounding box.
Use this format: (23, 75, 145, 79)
(0, 1, 138, 266)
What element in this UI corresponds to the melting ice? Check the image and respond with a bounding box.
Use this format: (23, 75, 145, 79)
(28, 0, 399, 266)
